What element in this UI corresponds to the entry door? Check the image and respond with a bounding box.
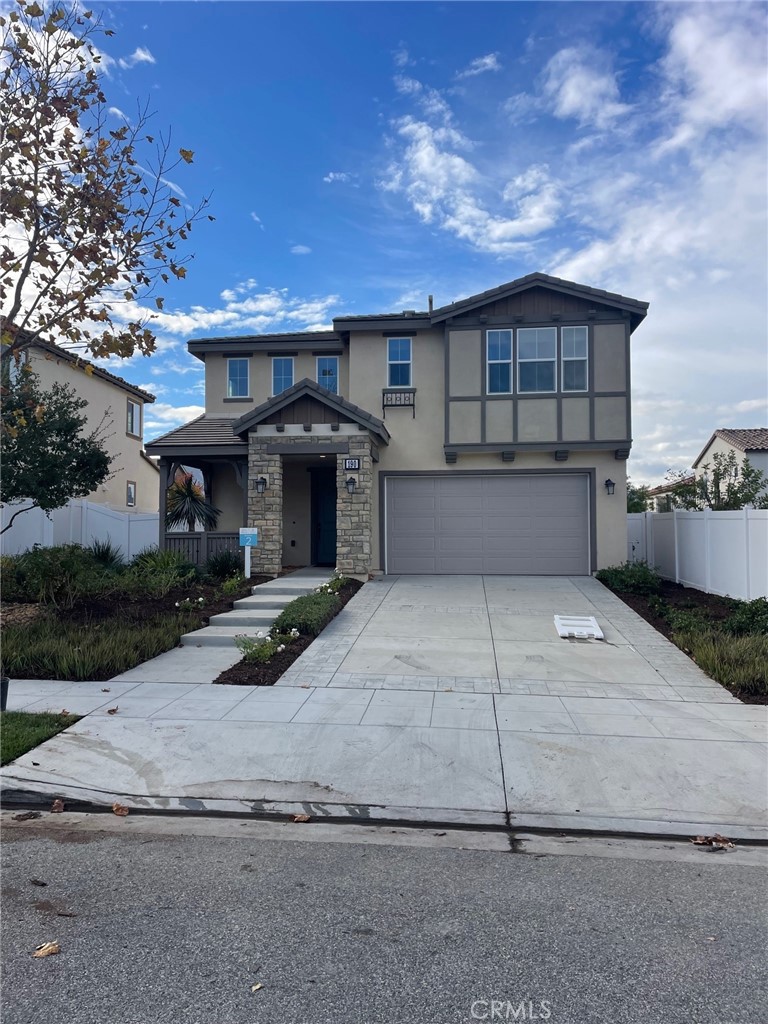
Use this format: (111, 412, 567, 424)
(311, 468, 337, 566)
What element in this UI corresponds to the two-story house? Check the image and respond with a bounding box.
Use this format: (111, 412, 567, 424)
(25, 338, 159, 513)
(147, 272, 648, 576)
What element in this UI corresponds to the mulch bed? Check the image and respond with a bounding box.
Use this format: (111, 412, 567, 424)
(214, 578, 363, 687)
(605, 580, 767, 705)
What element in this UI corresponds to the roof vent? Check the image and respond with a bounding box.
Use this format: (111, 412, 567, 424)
(402, 310, 416, 317)
(428, 295, 434, 313)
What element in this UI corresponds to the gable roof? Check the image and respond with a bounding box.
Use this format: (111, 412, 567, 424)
(233, 377, 390, 444)
(24, 336, 156, 403)
(693, 428, 768, 468)
(429, 272, 649, 326)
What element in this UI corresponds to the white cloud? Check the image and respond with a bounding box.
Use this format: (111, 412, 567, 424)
(456, 53, 501, 79)
(108, 106, 128, 120)
(250, 212, 265, 230)
(290, 245, 312, 255)
(118, 46, 156, 70)
(323, 171, 353, 184)
(502, 93, 540, 126)
(542, 46, 631, 130)
(393, 44, 411, 69)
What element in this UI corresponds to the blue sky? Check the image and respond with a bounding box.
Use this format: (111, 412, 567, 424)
(86, 1, 767, 485)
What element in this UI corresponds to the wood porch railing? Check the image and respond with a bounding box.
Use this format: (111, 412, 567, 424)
(164, 531, 241, 567)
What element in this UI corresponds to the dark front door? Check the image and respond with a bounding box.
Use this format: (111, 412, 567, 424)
(311, 468, 337, 566)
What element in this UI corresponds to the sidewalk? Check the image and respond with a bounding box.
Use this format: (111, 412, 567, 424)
(2, 575, 766, 840)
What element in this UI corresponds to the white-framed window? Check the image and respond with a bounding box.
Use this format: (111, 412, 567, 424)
(562, 326, 588, 392)
(387, 337, 411, 387)
(487, 330, 513, 394)
(227, 358, 249, 398)
(126, 399, 142, 437)
(126, 481, 137, 507)
(272, 357, 294, 395)
(317, 356, 339, 394)
(517, 327, 557, 393)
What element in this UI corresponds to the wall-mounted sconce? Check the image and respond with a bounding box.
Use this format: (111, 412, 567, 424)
(346, 477, 357, 495)
(605, 479, 616, 495)
(255, 477, 267, 495)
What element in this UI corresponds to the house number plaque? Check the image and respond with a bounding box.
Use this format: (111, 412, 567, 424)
(344, 458, 360, 471)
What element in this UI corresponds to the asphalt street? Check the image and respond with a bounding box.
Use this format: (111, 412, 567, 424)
(1, 814, 766, 1024)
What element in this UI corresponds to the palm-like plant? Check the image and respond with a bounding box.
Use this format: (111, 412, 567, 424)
(165, 472, 221, 532)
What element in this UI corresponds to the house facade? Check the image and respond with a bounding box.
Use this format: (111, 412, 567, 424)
(147, 273, 648, 576)
(692, 429, 768, 487)
(26, 339, 159, 513)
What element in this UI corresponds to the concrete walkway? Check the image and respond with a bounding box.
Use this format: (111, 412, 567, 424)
(2, 576, 766, 839)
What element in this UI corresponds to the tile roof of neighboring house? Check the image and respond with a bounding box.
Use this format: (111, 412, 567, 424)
(27, 337, 156, 403)
(647, 475, 694, 496)
(233, 377, 391, 444)
(693, 428, 768, 468)
(146, 416, 246, 451)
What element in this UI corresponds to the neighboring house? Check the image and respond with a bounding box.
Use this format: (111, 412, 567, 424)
(147, 272, 648, 576)
(646, 476, 695, 512)
(22, 338, 159, 513)
(692, 428, 768, 487)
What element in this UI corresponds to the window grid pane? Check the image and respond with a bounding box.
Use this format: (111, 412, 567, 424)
(272, 358, 293, 395)
(227, 359, 249, 398)
(487, 330, 512, 394)
(562, 326, 588, 392)
(517, 327, 556, 393)
(387, 337, 411, 387)
(317, 357, 339, 394)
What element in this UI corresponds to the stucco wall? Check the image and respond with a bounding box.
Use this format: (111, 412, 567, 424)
(204, 350, 350, 415)
(28, 349, 158, 512)
(695, 436, 768, 496)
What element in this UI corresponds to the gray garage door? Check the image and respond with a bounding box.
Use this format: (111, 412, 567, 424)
(385, 474, 590, 575)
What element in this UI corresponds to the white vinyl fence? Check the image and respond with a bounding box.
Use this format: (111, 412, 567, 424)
(627, 509, 768, 601)
(1, 499, 159, 561)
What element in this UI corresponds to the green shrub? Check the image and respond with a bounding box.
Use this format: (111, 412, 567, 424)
(1, 609, 202, 681)
(89, 539, 125, 571)
(673, 629, 768, 697)
(131, 546, 198, 577)
(0, 554, 25, 602)
(722, 597, 768, 637)
(596, 560, 662, 596)
(234, 628, 300, 664)
(273, 591, 340, 636)
(315, 570, 352, 596)
(204, 549, 242, 582)
(8, 544, 105, 607)
(219, 573, 245, 597)
(128, 547, 198, 597)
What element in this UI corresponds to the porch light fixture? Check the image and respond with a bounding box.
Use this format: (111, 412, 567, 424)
(605, 479, 616, 495)
(255, 477, 267, 495)
(345, 477, 357, 495)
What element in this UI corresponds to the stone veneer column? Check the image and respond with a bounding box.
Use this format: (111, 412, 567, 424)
(336, 433, 373, 576)
(247, 434, 283, 576)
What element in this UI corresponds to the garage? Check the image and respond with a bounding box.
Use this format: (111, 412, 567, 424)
(384, 474, 591, 575)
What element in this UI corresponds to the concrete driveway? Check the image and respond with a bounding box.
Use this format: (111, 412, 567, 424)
(2, 575, 767, 839)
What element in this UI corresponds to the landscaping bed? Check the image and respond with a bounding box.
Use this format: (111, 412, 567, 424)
(214, 578, 363, 686)
(596, 562, 768, 704)
(0, 543, 268, 681)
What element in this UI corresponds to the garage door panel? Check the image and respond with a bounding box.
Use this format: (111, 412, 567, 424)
(386, 475, 590, 575)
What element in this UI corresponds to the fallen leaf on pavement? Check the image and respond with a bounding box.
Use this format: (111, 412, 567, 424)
(112, 802, 129, 817)
(30, 879, 47, 887)
(32, 941, 60, 958)
(50, 799, 64, 813)
(13, 811, 42, 822)
(106, 706, 119, 715)
(300, 685, 311, 689)
(434, 832, 447, 837)
(293, 814, 310, 823)
(101, 688, 110, 693)
(250, 983, 263, 992)
(60, 709, 70, 716)
(56, 911, 77, 918)
(691, 834, 735, 850)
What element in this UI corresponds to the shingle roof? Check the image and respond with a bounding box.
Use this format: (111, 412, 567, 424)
(234, 377, 390, 444)
(188, 330, 339, 344)
(145, 416, 246, 451)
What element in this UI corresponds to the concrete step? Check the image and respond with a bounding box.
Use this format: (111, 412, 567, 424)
(248, 583, 321, 599)
(181, 626, 268, 648)
(233, 594, 303, 610)
(207, 609, 283, 628)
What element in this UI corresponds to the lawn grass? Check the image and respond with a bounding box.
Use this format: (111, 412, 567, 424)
(1, 711, 80, 766)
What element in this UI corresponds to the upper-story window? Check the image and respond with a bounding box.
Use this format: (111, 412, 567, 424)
(227, 358, 249, 398)
(126, 398, 142, 438)
(487, 330, 512, 394)
(562, 327, 588, 392)
(317, 356, 339, 394)
(517, 327, 557, 393)
(272, 357, 294, 395)
(387, 337, 411, 387)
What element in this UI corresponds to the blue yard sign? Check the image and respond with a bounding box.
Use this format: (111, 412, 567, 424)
(239, 528, 258, 578)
